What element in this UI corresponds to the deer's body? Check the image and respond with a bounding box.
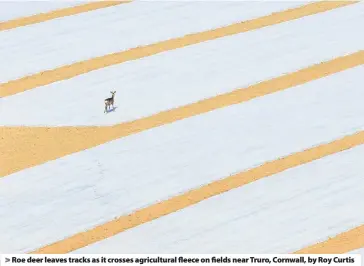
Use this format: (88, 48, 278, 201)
(104, 91, 116, 113)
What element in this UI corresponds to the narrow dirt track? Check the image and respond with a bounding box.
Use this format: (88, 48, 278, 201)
(1, 51, 363, 178)
(295, 225, 364, 254)
(30, 131, 364, 254)
(0, 1, 355, 98)
(0, 1, 129, 32)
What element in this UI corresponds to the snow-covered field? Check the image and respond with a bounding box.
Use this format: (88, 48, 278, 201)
(2, 2, 364, 127)
(0, 0, 363, 255)
(73, 144, 364, 254)
(0, 1, 309, 82)
(0, 1, 83, 22)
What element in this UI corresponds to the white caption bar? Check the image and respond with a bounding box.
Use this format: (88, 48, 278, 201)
(0, 255, 361, 266)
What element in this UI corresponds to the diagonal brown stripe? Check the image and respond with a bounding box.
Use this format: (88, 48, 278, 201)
(0, 1, 356, 98)
(29, 131, 364, 254)
(0, 1, 129, 32)
(1, 51, 363, 178)
(294, 225, 364, 254)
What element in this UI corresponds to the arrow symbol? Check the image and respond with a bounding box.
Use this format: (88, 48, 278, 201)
(5, 258, 10, 263)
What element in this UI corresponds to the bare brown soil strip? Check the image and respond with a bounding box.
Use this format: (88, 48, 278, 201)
(0, 1, 128, 32)
(1, 51, 363, 178)
(0, 1, 356, 98)
(294, 225, 364, 254)
(29, 131, 364, 254)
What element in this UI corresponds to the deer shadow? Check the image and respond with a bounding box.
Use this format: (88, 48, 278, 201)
(105, 106, 118, 114)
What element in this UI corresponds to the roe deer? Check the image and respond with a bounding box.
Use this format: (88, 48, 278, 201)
(104, 91, 116, 113)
